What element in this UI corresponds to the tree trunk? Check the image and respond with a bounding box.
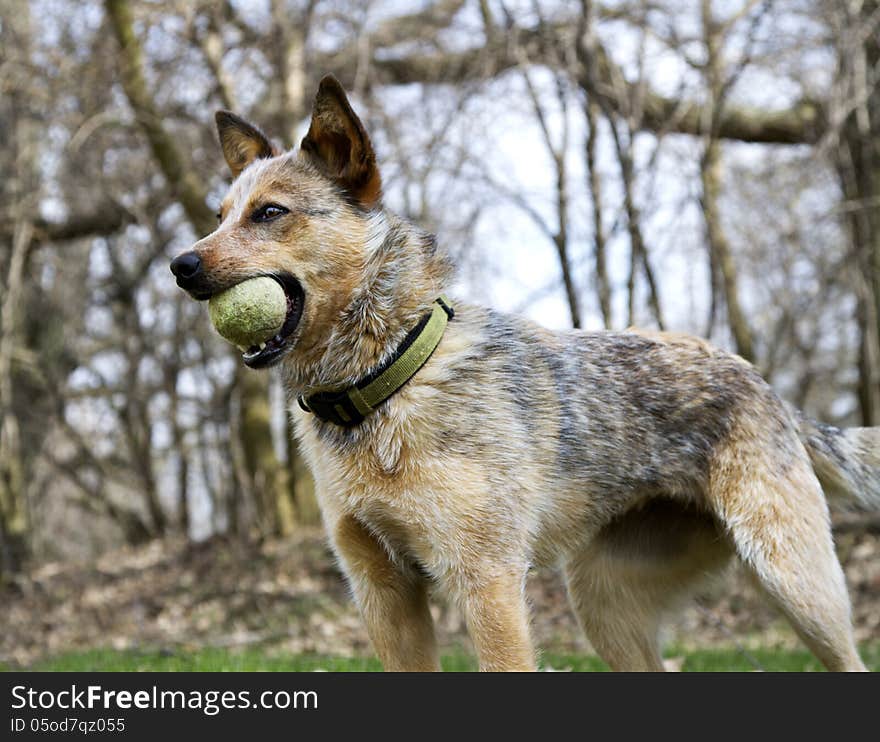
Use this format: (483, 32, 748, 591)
(0, 220, 32, 576)
(0, 4, 36, 574)
(235, 366, 289, 538)
(609, 121, 665, 330)
(700, 139, 755, 362)
(699, 2, 755, 363)
(833, 0, 880, 424)
(585, 99, 612, 328)
(271, 0, 310, 146)
(160, 294, 190, 535)
(285, 408, 320, 526)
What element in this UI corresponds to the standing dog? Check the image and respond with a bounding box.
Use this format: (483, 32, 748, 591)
(172, 75, 880, 671)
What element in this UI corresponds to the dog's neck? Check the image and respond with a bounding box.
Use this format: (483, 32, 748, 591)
(283, 210, 454, 395)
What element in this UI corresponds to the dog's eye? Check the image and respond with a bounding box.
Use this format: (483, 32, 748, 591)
(251, 204, 289, 223)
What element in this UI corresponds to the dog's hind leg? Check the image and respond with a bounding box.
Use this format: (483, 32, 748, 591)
(709, 445, 866, 672)
(564, 547, 666, 671)
(564, 500, 732, 672)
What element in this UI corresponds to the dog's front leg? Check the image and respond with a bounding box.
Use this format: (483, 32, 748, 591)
(333, 515, 440, 671)
(455, 567, 536, 672)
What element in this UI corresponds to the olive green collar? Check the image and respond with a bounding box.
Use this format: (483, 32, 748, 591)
(297, 296, 454, 427)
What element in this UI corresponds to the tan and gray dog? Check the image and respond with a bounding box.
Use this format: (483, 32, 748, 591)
(171, 75, 880, 671)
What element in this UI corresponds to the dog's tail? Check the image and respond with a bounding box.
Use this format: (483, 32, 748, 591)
(793, 410, 880, 510)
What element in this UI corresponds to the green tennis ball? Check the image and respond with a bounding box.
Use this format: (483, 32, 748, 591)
(208, 276, 287, 348)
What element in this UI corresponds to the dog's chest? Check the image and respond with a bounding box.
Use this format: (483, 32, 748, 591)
(341, 452, 449, 550)
(303, 425, 485, 568)
(336, 476, 452, 577)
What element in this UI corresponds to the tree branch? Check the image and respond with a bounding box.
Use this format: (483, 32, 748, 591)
(105, 0, 215, 235)
(318, 14, 824, 146)
(31, 207, 135, 244)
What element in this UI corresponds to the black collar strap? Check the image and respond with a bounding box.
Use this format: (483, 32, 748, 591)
(297, 296, 454, 427)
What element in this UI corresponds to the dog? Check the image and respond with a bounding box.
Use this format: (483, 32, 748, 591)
(171, 74, 880, 671)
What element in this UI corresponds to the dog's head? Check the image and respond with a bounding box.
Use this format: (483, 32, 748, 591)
(170, 75, 385, 370)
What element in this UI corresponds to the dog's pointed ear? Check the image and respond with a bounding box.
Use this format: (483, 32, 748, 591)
(299, 75, 382, 208)
(215, 111, 278, 178)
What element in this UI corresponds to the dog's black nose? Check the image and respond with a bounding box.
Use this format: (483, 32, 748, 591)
(170, 252, 202, 287)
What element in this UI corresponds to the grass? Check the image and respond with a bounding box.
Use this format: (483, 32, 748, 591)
(4, 644, 880, 672)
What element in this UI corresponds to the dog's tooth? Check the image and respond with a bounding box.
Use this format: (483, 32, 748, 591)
(237, 345, 247, 352)
(258, 342, 267, 351)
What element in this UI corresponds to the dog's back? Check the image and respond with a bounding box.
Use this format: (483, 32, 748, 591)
(302, 302, 877, 561)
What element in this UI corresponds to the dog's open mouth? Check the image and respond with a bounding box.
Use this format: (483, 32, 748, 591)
(241, 274, 304, 369)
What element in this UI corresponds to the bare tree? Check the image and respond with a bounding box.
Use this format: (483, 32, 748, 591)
(5, 0, 878, 574)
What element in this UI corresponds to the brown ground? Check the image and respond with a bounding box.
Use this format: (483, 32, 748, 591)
(2, 526, 879, 667)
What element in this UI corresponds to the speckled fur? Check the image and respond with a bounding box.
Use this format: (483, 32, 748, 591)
(179, 76, 879, 672)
